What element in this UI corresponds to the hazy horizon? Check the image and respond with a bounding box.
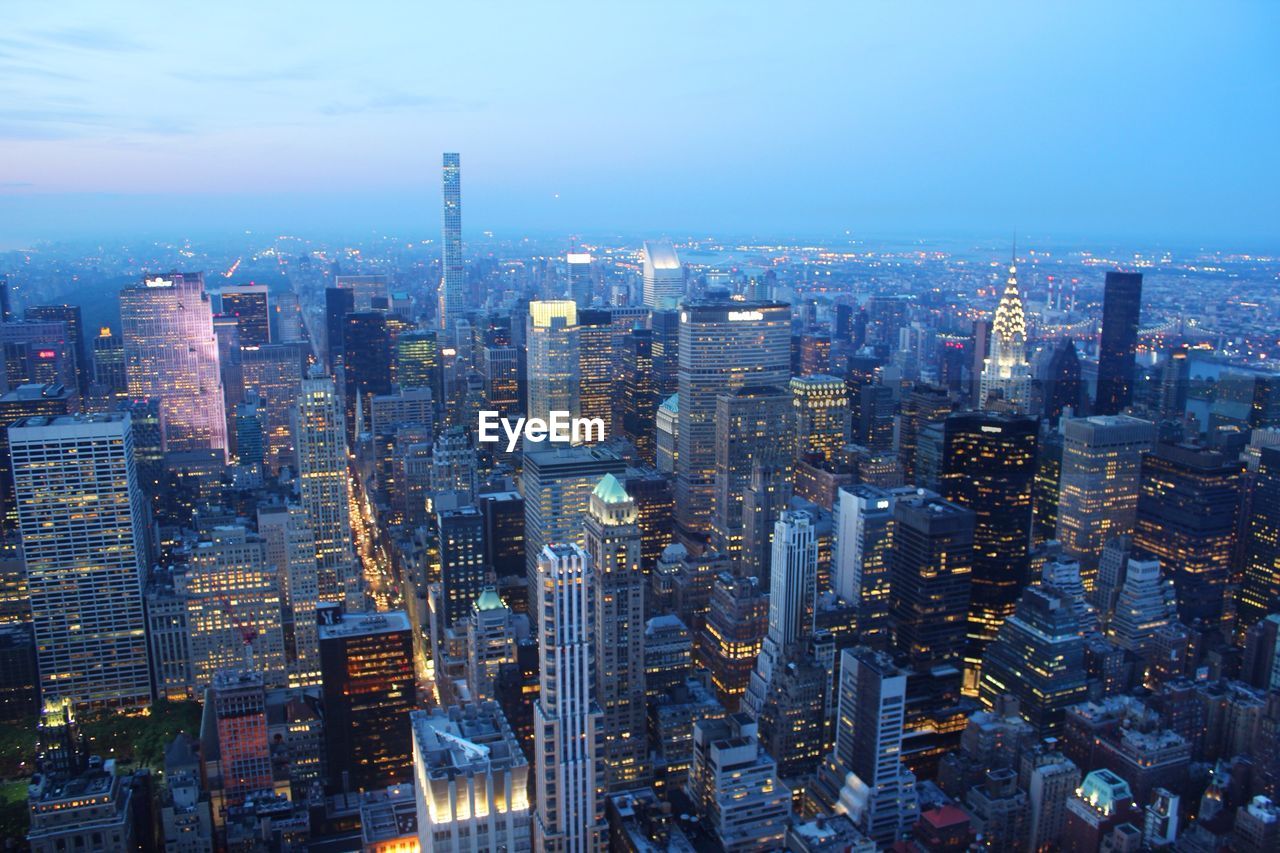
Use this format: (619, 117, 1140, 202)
(2, 2, 1277, 247)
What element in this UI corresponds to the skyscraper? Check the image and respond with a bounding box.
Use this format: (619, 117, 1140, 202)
(240, 342, 304, 474)
(584, 474, 648, 791)
(978, 254, 1032, 412)
(437, 505, 486, 629)
(833, 484, 900, 647)
(411, 703, 531, 853)
(343, 311, 393, 438)
(1043, 338, 1083, 423)
(526, 300, 580, 426)
(1240, 446, 1280, 633)
(533, 544, 607, 852)
(1095, 271, 1143, 416)
(576, 308, 613, 436)
(439, 152, 464, 337)
(676, 299, 791, 536)
(256, 504, 320, 686)
(817, 647, 919, 845)
(324, 286, 354, 371)
(318, 610, 416, 792)
(938, 412, 1038, 691)
(1133, 443, 1243, 627)
(977, 584, 1088, 736)
(567, 251, 593, 308)
(1056, 415, 1156, 586)
(219, 285, 270, 347)
(522, 444, 626, 588)
(119, 273, 228, 457)
(25, 304, 88, 395)
(889, 493, 975, 674)
(9, 413, 149, 708)
(620, 329, 657, 461)
(91, 325, 128, 403)
(294, 373, 359, 607)
(790, 374, 849, 463)
(642, 241, 682, 309)
(711, 384, 793, 562)
(180, 526, 287, 691)
(744, 510, 817, 717)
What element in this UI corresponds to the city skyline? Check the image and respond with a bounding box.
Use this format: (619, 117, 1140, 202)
(1, 3, 1278, 245)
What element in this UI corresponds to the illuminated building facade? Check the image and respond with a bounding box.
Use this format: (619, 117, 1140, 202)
(576, 308, 613, 436)
(790, 374, 849, 463)
(697, 572, 768, 709)
(1056, 415, 1156, 586)
(833, 484, 901, 648)
(220, 285, 270, 347)
(675, 299, 791, 536)
(816, 647, 919, 846)
(240, 342, 304, 474)
(525, 300, 580, 426)
(91, 325, 128, 402)
(318, 610, 416, 792)
(977, 584, 1088, 736)
(204, 670, 273, 819)
(521, 444, 625, 589)
(397, 330, 444, 403)
(584, 474, 649, 791)
(567, 251, 593, 308)
(621, 329, 657, 462)
(10, 413, 150, 709)
(256, 504, 321, 686)
(978, 255, 1032, 412)
(711, 384, 793, 562)
(438, 505, 485, 629)
(411, 703, 531, 853)
(179, 526, 287, 692)
(1240, 446, 1280, 632)
(1133, 443, 1243, 627)
(641, 241, 682, 309)
(532, 544, 607, 853)
(119, 273, 228, 457)
(25, 304, 88, 395)
(938, 412, 1038, 692)
(439, 152, 464, 337)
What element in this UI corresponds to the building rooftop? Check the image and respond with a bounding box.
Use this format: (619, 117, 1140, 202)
(317, 610, 411, 640)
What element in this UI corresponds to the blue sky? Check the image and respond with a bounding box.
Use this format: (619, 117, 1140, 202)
(1, 1, 1276, 245)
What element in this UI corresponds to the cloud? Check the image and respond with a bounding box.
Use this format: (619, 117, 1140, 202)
(319, 90, 484, 116)
(170, 64, 320, 85)
(27, 26, 147, 53)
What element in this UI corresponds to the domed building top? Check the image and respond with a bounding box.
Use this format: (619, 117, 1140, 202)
(474, 586, 505, 611)
(592, 473, 631, 505)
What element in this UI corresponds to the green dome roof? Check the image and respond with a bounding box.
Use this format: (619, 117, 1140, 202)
(592, 472, 631, 504)
(475, 587, 504, 611)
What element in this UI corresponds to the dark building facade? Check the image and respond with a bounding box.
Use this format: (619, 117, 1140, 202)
(1095, 272, 1142, 416)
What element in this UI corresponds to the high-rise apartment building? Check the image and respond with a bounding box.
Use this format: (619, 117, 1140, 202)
(676, 299, 791, 536)
(642, 241, 682, 309)
(1095, 271, 1143, 416)
(532, 544, 606, 852)
(583, 474, 648, 791)
(9, 413, 150, 709)
(439, 152, 464, 337)
(119, 273, 228, 457)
